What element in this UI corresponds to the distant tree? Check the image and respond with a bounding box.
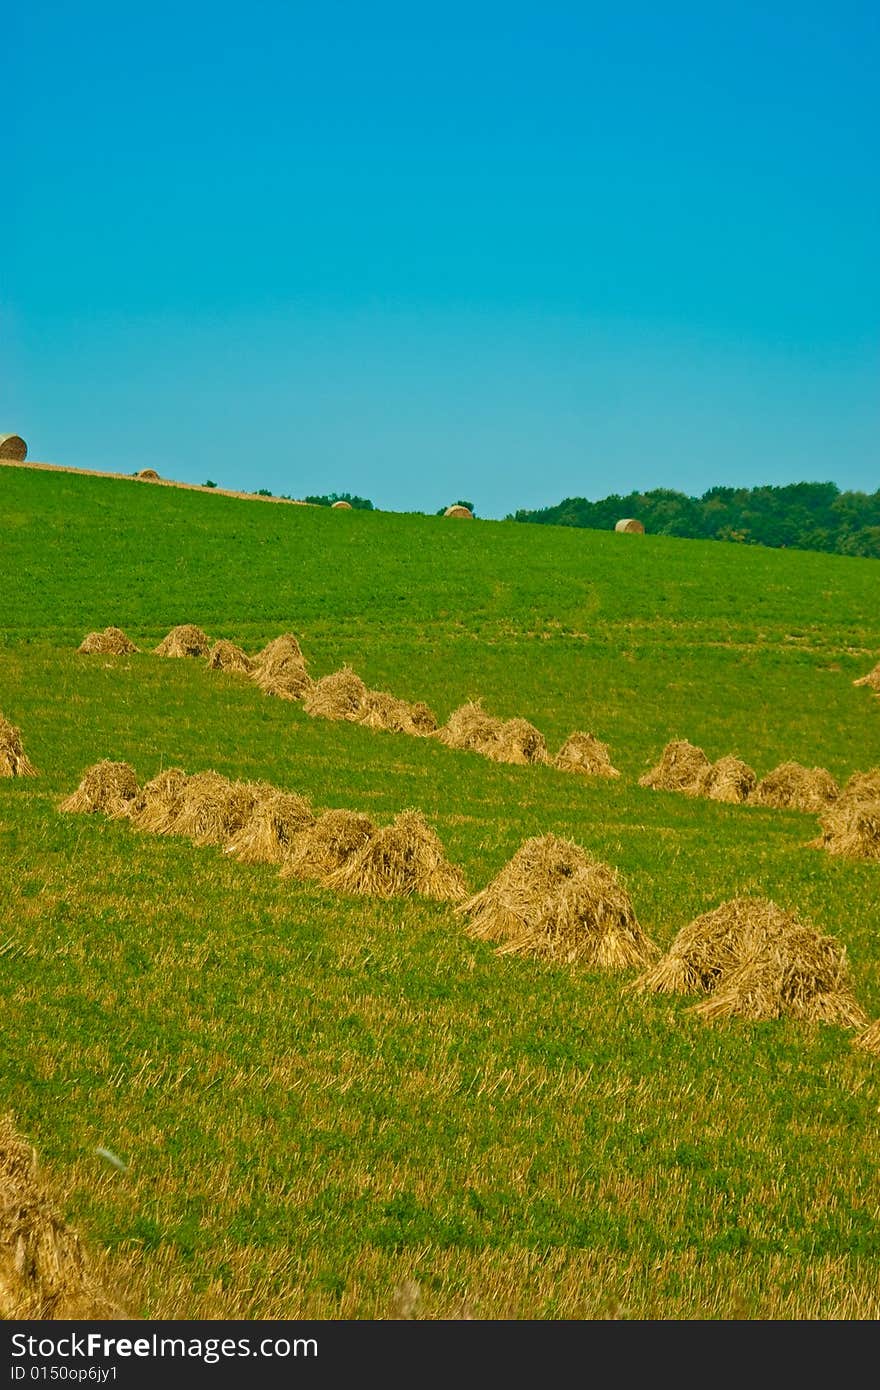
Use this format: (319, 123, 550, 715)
(203, 479, 217, 488)
(304, 492, 374, 510)
(255, 488, 273, 496)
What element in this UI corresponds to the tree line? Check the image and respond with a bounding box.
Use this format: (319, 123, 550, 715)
(508, 482, 880, 558)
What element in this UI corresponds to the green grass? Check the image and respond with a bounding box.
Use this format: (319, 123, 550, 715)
(2, 464, 880, 1319)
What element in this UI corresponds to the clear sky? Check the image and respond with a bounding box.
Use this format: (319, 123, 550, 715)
(3, 1, 877, 518)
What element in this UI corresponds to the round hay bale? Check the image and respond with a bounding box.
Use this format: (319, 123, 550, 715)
(0, 1114, 126, 1319)
(553, 731, 621, 779)
(325, 809, 468, 901)
(135, 468, 161, 480)
(443, 505, 473, 518)
(153, 624, 210, 658)
(59, 760, 138, 816)
(632, 896, 866, 1028)
(0, 434, 27, 461)
(458, 833, 657, 969)
(0, 714, 38, 778)
(77, 626, 140, 656)
(331, 499, 353, 509)
(206, 640, 254, 674)
(281, 809, 377, 883)
(639, 739, 711, 795)
(614, 517, 644, 533)
(749, 762, 839, 813)
(302, 666, 367, 722)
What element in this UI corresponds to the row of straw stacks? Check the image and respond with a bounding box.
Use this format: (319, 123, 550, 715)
(58, 761, 880, 1047)
(81, 624, 621, 777)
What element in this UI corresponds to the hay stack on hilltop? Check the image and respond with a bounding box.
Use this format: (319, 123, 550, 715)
(0, 434, 27, 461)
(639, 739, 711, 795)
(206, 640, 254, 674)
(59, 761, 138, 816)
(77, 627, 139, 655)
(813, 772, 880, 862)
(749, 762, 839, 813)
(358, 690, 438, 737)
(443, 505, 473, 518)
(154, 624, 210, 658)
(553, 732, 620, 778)
(252, 634, 314, 700)
(166, 773, 270, 847)
(458, 833, 657, 969)
(633, 897, 865, 1027)
(281, 809, 376, 883)
(302, 667, 367, 722)
(0, 1114, 125, 1320)
(0, 714, 38, 778)
(126, 767, 190, 834)
(225, 791, 315, 864)
(700, 755, 756, 804)
(853, 662, 880, 694)
(326, 809, 467, 901)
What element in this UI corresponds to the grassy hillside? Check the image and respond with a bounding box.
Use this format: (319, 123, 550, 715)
(2, 464, 880, 1319)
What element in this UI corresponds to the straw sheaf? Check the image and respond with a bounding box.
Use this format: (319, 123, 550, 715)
(852, 1019, 880, 1055)
(853, 662, 880, 693)
(633, 896, 865, 1028)
(490, 717, 549, 766)
(358, 690, 439, 737)
(700, 755, 757, 804)
(749, 762, 840, 813)
(59, 760, 138, 816)
(0, 1114, 126, 1320)
(126, 768, 191, 834)
(251, 635, 312, 698)
(167, 774, 272, 847)
(206, 640, 254, 674)
(813, 793, 880, 862)
(459, 833, 657, 968)
(281, 809, 377, 883)
(638, 740, 711, 795)
(302, 667, 368, 721)
(153, 624, 211, 658)
(253, 634, 306, 669)
(553, 731, 620, 778)
(0, 714, 38, 778)
(325, 809, 468, 901)
(77, 626, 140, 655)
(225, 791, 316, 864)
(434, 700, 505, 757)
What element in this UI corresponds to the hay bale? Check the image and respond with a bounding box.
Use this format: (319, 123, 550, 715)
(77, 626, 140, 655)
(0, 434, 27, 461)
(225, 791, 315, 864)
(165, 773, 270, 847)
(853, 662, 880, 693)
(458, 833, 657, 969)
(358, 690, 439, 737)
(614, 517, 644, 533)
(326, 809, 468, 901)
(153, 624, 210, 658)
(59, 761, 138, 816)
(135, 468, 161, 480)
(553, 732, 621, 778)
(302, 666, 368, 722)
(852, 1019, 880, 1055)
(281, 809, 376, 883)
(633, 896, 866, 1028)
(127, 768, 190, 834)
(433, 700, 505, 758)
(250, 633, 313, 699)
(0, 1114, 125, 1320)
(700, 754, 756, 804)
(813, 793, 880, 862)
(0, 714, 38, 778)
(331, 500, 353, 509)
(638, 739, 711, 795)
(206, 639, 254, 674)
(443, 505, 473, 518)
(750, 762, 839, 813)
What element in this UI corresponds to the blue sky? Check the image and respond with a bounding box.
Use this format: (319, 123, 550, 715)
(3, 1, 877, 518)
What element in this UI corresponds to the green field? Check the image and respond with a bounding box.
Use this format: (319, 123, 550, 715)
(2, 464, 880, 1319)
